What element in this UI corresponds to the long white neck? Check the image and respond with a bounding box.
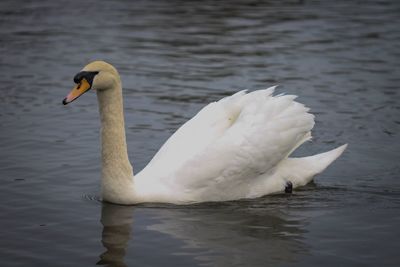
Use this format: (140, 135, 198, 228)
(96, 79, 135, 204)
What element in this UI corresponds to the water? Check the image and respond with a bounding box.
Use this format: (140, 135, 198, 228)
(0, 0, 399, 266)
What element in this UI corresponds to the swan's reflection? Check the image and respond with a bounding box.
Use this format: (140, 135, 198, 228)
(97, 203, 134, 267)
(97, 200, 308, 266)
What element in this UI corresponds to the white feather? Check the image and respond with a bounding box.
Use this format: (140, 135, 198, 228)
(135, 86, 346, 203)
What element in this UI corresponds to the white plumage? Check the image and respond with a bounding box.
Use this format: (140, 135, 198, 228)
(64, 61, 347, 205)
(135, 87, 346, 203)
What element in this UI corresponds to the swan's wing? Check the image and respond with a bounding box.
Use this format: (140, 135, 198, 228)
(139, 87, 314, 201)
(142, 89, 250, 174)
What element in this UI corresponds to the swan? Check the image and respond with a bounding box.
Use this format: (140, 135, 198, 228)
(62, 60, 347, 205)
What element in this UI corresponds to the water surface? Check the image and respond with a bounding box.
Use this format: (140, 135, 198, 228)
(0, 0, 399, 266)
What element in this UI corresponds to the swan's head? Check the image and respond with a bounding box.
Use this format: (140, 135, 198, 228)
(63, 60, 119, 105)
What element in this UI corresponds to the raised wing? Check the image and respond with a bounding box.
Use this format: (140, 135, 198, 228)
(141, 89, 249, 176)
(138, 87, 315, 202)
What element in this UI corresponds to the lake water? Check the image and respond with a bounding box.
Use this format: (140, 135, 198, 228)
(0, 0, 399, 266)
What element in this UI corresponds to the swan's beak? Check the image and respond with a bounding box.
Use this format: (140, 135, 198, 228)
(63, 78, 91, 105)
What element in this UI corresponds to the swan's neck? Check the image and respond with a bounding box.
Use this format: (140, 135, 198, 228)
(96, 81, 135, 204)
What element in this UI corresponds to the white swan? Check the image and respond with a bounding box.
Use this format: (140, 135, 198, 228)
(63, 61, 347, 205)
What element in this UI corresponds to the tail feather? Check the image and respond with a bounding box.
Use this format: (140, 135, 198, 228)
(279, 144, 347, 187)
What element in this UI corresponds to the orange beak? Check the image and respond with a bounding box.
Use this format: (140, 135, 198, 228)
(62, 78, 91, 105)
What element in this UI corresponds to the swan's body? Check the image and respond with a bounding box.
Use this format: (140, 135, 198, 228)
(63, 61, 346, 205)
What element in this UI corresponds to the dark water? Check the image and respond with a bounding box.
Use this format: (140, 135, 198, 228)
(1, 0, 399, 266)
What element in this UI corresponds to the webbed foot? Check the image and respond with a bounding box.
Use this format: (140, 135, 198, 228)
(285, 181, 293, 193)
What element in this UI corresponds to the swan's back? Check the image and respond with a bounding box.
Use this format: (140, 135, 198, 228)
(136, 87, 345, 203)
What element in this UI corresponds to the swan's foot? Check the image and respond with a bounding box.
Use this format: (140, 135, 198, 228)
(285, 181, 293, 194)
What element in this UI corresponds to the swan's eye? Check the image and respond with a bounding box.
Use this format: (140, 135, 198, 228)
(73, 71, 99, 85)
